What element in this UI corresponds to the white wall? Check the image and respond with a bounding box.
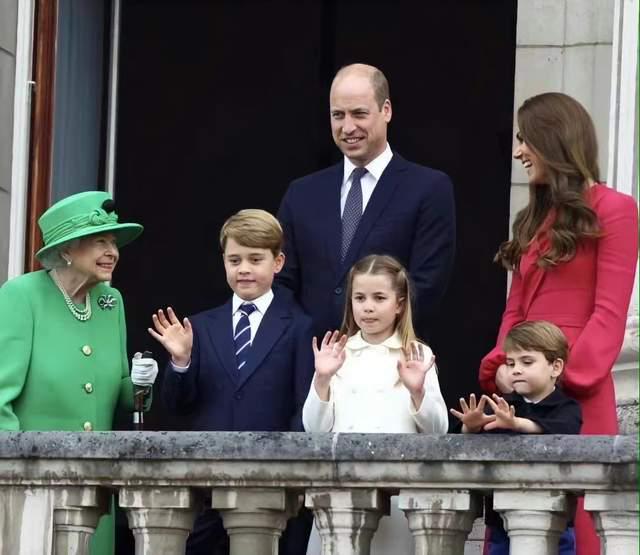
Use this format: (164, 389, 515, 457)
(0, 0, 19, 284)
(608, 0, 639, 425)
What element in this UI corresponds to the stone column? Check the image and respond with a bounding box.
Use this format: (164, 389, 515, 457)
(609, 0, 639, 435)
(53, 486, 108, 555)
(211, 487, 301, 555)
(305, 488, 389, 555)
(119, 487, 197, 555)
(584, 491, 639, 554)
(398, 489, 479, 555)
(493, 490, 572, 555)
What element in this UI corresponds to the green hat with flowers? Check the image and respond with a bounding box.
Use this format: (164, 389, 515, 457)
(36, 191, 143, 261)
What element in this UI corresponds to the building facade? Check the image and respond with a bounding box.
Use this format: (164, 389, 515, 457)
(1, 0, 635, 427)
(0, 2, 637, 553)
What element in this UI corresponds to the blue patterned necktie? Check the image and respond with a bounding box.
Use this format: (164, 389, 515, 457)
(234, 302, 257, 370)
(341, 167, 367, 261)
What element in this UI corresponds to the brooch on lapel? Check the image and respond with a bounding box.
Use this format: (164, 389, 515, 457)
(97, 294, 117, 310)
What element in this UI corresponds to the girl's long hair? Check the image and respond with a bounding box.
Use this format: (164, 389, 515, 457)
(340, 254, 418, 349)
(495, 93, 601, 270)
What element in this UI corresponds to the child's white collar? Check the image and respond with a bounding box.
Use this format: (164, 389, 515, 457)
(522, 386, 556, 404)
(347, 330, 403, 350)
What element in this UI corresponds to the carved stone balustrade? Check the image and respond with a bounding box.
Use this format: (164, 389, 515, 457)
(0, 432, 635, 555)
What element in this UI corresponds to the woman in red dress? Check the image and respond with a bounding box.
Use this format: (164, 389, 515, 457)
(479, 92, 638, 555)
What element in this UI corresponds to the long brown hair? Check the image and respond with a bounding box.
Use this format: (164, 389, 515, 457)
(340, 254, 418, 348)
(495, 93, 601, 270)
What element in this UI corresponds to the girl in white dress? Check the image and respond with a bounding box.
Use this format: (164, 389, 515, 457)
(303, 254, 449, 554)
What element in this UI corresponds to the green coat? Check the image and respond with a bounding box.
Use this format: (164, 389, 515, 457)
(0, 270, 136, 555)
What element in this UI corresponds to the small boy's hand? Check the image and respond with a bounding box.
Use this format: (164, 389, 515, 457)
(148, 307, 193, 367)
(482, 394, 517, 431)
(397, 341, 435, 408)
(312, 330, 348, 382)
(449, 393, 496, 433)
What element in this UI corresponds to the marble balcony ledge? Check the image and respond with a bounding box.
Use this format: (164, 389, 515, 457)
(0, 433, 636, 555)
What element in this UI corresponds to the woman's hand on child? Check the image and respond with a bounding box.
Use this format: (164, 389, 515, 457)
(397, 341, 435, 409)
(148, 307, 193, 367)
(495, 364, 514, 394)
(449, 393, 496, 433)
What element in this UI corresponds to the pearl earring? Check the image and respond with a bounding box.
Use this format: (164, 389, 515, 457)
(65, 258, 71, 267)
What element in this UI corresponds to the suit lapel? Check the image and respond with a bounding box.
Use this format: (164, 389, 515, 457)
(323, 162, 345, 278)
(236, 296, 291, 390)
(203, 301, 239, 386)
(338, 154, 407, 282)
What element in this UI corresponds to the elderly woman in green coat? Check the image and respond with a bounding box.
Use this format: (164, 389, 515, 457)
(0, 191, 158, 554)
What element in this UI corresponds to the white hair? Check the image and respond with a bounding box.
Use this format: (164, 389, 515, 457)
(39, 239, 80, 270)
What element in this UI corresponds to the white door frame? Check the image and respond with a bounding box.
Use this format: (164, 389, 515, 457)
(8, 0, 36, 279)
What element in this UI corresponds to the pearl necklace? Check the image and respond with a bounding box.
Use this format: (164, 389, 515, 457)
(50, 269, 92, 321)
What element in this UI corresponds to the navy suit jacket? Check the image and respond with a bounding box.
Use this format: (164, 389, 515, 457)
(162, 291, 315, 431)
(276, 152, 456, 337)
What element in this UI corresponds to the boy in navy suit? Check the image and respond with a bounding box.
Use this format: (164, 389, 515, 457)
(151, 209, 315, 555)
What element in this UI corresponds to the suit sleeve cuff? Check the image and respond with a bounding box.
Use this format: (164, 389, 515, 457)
(170, 360, 191, 374)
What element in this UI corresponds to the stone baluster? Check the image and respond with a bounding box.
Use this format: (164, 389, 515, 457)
(53, 486, 108, 555)
(493, 490, 573, 555)
(398, 489, 479, 555)
(211, 487, 301, 555)
(119, 487, 197, 555)
(305, 488, 389, 555)
(585, 491, 639, 554)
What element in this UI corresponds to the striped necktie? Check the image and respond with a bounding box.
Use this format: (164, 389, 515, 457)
(341, 167, 367, 261)
(234, 302, 257, 370)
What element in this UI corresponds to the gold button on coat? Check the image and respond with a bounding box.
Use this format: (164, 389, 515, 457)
(81, 345, 92, 356)
(84, 383, 93, 394)
(83, 421, 93, 431)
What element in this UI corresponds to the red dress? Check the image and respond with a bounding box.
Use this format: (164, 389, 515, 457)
(479, 184, 638, 555)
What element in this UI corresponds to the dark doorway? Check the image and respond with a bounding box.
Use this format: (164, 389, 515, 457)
(114, 0, 516, 429)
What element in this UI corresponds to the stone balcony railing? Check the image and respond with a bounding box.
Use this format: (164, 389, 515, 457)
(0, 432, 636, 555)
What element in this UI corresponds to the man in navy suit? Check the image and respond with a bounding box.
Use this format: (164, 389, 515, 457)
(277, 63, 456, 339)
(152, 209, 315, 555)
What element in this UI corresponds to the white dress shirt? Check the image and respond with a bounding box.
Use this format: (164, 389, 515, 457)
(302, 331, 449, 433)
(171, 290, 274, 373)
(340, 143, 393, 216)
